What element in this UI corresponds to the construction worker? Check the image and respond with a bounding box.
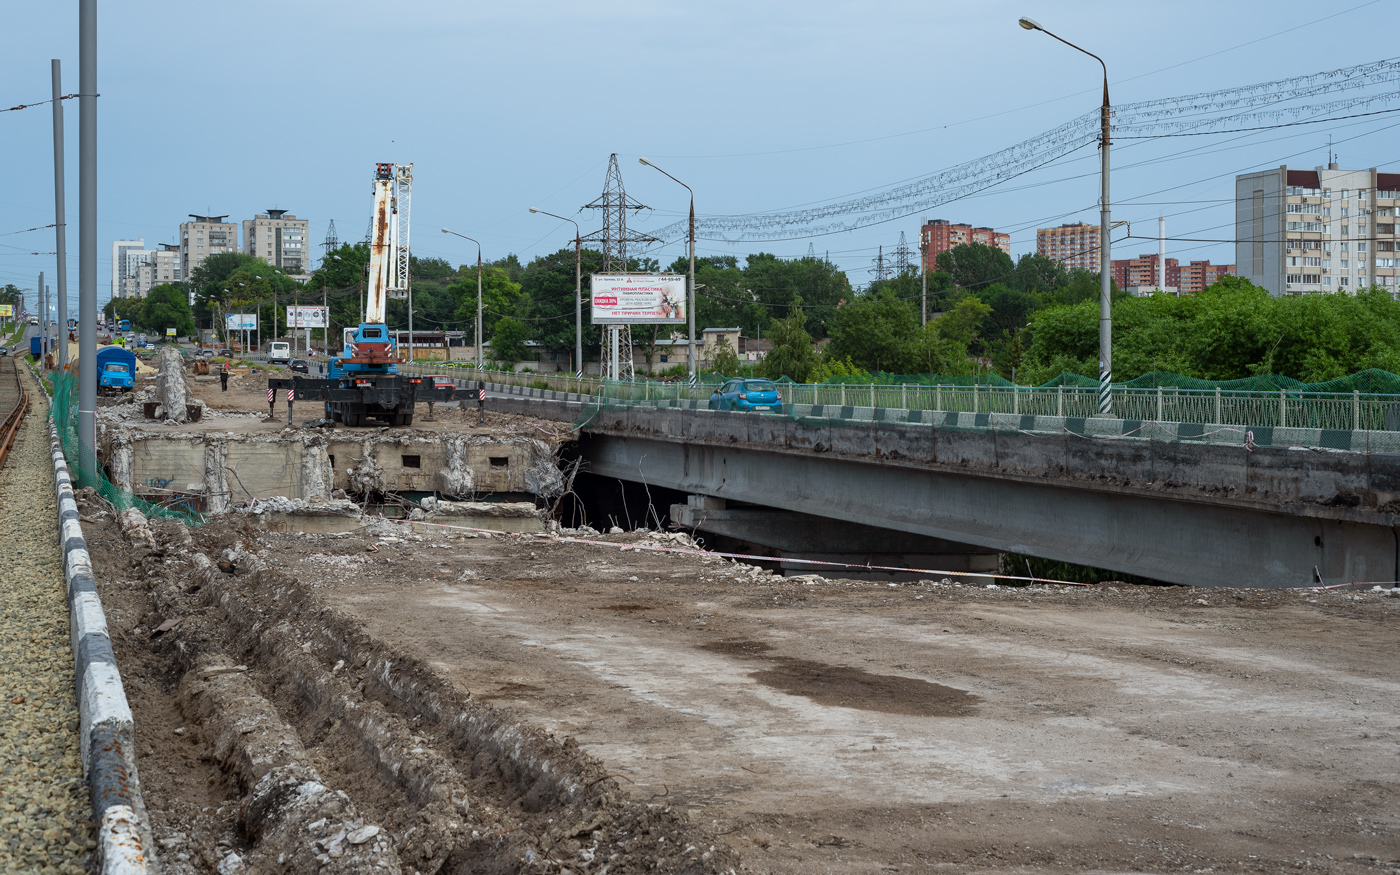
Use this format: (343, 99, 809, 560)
(220, 360, 230, 392)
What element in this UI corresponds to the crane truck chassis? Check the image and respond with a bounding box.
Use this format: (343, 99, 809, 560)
(267, 374, 453, 427)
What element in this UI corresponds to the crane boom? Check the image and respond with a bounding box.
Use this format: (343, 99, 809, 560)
(365, 163, 397, 324)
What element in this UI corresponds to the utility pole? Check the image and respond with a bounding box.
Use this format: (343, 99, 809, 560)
(51, 59, 68, 368)
(38, 272, 45, 356)
(920, 232, 928, 327)
(78, 0, 97, 474)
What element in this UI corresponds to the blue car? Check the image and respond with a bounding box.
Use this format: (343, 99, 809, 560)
(709, 378, 783, 413)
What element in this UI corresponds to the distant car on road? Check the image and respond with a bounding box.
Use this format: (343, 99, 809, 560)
(196, 348, 214, 358)
(289, 358, 309, 373)
(218, 349, 233, 357)
(0, 347, 8, 357)
(708, 378, 783, 413)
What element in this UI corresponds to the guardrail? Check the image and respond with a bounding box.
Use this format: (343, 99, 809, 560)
(402, 363, 1400, 433)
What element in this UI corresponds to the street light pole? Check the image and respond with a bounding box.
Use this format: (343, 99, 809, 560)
(638, 158, 697, 385)
(529, 208, 583, 378)
(441, 229, 483, 369)
(1019, 16, 1113, 415)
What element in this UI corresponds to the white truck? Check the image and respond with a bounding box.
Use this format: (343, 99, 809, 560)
(268, 341, 291, 364)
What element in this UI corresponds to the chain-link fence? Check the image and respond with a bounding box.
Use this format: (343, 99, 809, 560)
(49, 370, 202, 523)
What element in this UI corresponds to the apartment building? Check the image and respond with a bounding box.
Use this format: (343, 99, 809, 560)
(111, 239, 146, 299)
(179, 215, 240, 279)
(243, 209, 310, 275)
(119, 244, 183, 298)
(1177, 260, 1234, 294)
(920, 219, 1010, 270)
(1035, 222, 1100, 271)
(1236, 163, 1400, 296)
(1110, 254, 1233, 295)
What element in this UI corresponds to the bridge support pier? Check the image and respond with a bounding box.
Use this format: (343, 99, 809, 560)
(672, 495, 1000, 582)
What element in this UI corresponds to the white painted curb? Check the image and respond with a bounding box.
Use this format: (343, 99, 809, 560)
(45, 408, 157, 874)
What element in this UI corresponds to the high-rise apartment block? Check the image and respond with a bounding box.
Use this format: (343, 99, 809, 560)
(111, 239, 146, 299)
(920, 219, 1010, 270)
(1236, 163, 1400, 296)
(1110, 254, 1233, 295)
(180, 214, 240, 280)
(243, 209, 310, 276)
(1035, 222, 1100, 271)
(113, 240, 183, 298)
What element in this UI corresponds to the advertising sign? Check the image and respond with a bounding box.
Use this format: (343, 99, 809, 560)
(165, 328, 177, 336)
(589, 273, 686, 324)
(225, 313, 257, 331)
(0, 305, 11, 318)
(287, 305, 328, 328)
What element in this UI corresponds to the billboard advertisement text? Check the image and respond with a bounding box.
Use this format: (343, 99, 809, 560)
(225, 313, 257, 331)
(589, 274, 686, 324)
(287, 305, 328, 328)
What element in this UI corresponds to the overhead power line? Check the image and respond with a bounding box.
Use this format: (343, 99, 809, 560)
(640, 57, 1400, 245)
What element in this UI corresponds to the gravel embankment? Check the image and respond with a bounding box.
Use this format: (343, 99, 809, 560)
(0, 363, 94, 873)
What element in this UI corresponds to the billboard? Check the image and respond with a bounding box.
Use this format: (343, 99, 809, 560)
(0, 305, 11, 318)
(287, 305, 328, 328)
(589, 273, 686, 324)
(225, 313, 257, 331)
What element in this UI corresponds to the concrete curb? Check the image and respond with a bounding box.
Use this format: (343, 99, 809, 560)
(44, 416, 156, 874)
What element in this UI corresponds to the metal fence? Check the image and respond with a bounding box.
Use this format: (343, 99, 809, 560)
(405, 364, 1400, 432)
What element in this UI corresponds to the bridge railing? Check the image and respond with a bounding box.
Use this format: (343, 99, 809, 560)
(403, 363, 1400, 432)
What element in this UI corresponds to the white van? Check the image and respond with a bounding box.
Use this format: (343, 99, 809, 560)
(268, 341, 291, 364)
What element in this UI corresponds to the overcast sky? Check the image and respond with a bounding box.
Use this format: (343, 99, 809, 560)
(2, 0, 1396, 314)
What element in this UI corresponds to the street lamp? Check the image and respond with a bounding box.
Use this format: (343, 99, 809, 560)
(638, 157, 697, 385)
(1019, 15, 1113, 415)
(441, 228, 483, 369)
(529, 208, 583, 378)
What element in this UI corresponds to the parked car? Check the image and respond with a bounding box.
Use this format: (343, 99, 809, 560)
(708, 378, 783, 413)
(0, 347, 8, 357)
(288, 358, 309, 373)
(217, 349, 234, 357)
(197, 348, 215, 358)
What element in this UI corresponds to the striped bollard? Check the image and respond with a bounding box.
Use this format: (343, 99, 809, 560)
(287, 387, 295, 425)
(267, 386, 276, 420)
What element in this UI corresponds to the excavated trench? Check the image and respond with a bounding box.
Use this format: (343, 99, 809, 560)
(86, 503, 738, 875)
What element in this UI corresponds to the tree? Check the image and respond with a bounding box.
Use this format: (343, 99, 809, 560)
(140, 284, 197, 336)
(518, 247, 608, 365)
(452, 267, 524, 342)
(759, 310, 820, 383)
(935, 243, 1014, 291)
(825, 288, 924, 374)
(490, 316, 530, 363)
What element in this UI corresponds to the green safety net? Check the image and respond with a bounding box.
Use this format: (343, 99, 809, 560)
(49, 370, 202, 524)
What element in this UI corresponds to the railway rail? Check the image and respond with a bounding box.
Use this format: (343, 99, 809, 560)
(0, 356, 30, 470)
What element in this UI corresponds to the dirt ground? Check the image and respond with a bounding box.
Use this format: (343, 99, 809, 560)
(78, 489, 1400, 874)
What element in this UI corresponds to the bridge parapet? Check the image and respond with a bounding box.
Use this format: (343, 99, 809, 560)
(582, 402, 1400, 522)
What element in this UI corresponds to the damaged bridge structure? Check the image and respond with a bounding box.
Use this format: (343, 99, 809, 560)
(565, 400, 1400, 589)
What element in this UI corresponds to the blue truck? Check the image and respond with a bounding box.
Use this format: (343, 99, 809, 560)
(93, 346, 136, 393)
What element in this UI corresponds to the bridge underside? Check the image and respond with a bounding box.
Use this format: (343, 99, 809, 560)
(584, 434, 1399, 589)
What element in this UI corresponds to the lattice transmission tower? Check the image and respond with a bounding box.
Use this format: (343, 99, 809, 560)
(871, 245, 891, 282)
(321, 219, 339, 256)
(893, 232, 911, 275)
(581, 154, 658, 381)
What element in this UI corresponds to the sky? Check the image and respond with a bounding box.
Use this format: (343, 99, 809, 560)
(2, 0, 1397, 318)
